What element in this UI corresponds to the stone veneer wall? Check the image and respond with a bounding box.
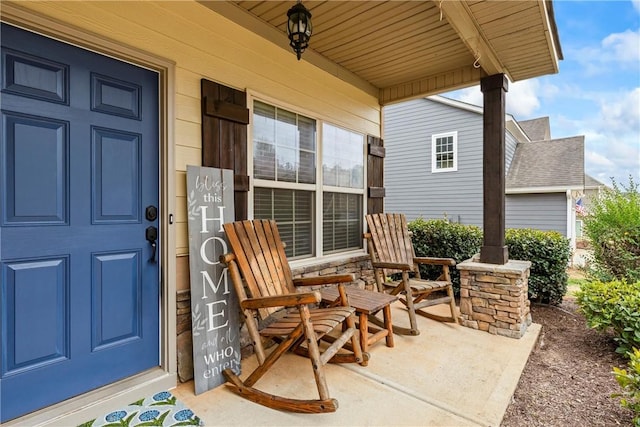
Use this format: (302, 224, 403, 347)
(176, 254, 375, 382)
(457, 256, 532, 339)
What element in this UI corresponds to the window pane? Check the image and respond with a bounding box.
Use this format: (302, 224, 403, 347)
(253, 101, 316, 185)
(299, 150, 315, 184)
(298, 115, 316, 152)
(253, 187, 314, 259)
(253, 102, 277, 179)
(254, 187, 273, 219)
(277, 147, 297, 183)
(273, 189, 293, 222)
(323, 155, 337, 187)
(322, 124, 363, 189)
(322, 192, 362, 253)
(351, 161, 364, 189)
(276, 109, 297, 149)
(253, 101, 276, 145)
(254, 141, 276, 180)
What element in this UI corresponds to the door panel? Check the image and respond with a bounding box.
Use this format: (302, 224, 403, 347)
(92, 251, 141, 349)
(92, 127, 141, 222)
(3, 257, 69, 373)
(0, 24, 160, 422)
(2, 112, 68, 225)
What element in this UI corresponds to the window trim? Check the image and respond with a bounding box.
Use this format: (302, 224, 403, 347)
(247, 92, 368, 263)
(431, 131, 458, 173)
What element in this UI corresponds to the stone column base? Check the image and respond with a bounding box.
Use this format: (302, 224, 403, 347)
(457, 255, 532, 339)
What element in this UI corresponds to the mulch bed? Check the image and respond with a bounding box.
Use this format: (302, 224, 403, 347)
(501, 299, 634, 426)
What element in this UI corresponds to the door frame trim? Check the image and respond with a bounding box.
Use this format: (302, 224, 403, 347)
(1, 4, 177, 425)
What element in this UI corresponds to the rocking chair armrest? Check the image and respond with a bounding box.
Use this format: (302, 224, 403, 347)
(413, 257, 456, 266)
(240, 291, 322, 310)
(293, 274, 354, 287)
(371, 261, 413, 270)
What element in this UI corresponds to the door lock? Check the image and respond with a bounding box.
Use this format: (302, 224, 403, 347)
(145, 205, 158, 222)
(146, 226, 158, 263)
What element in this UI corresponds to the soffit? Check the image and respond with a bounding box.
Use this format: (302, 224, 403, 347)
(200, 1, 561, 105)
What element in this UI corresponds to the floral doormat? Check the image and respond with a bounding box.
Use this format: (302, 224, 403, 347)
(78, 391, 203, 427)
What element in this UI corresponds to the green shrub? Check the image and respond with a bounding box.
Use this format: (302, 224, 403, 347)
(613, 348, 640, 426)
(408, 219, 571, 302)
(576, 280, 640, 356)
(408, 218, 482, 294)
(583, 176, 640, 282)
(506, 228, 571, 305)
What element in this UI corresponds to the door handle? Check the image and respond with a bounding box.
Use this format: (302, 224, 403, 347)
(146, 226, 158, 263)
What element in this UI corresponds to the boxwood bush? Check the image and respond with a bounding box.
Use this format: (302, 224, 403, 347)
(408, 218, 482, 294)
(407, 219, 571, 303)
(506, 228, 571, 305)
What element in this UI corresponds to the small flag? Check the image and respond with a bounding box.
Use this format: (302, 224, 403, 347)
(576, 198, 586, 215)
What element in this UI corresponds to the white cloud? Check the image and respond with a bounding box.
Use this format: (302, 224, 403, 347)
(596, 87, 640, 134)
(505, 80, 541, 117)
(602, 29, 640, 63)
(570, 28, 640, 75)
(451, 79, 544, 117)
(586, 150, 615, 167)
(454, 86, 483, 107)
(555, 87, 640, 185)
(632, 0, 640, 14)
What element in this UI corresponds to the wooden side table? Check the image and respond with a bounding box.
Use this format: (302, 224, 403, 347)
(320, 287, 399, 362)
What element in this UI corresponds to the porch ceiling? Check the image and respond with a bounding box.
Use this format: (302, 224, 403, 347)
(200, 0, 562, 105)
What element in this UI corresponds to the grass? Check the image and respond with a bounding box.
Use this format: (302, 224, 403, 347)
(567, 277, 589, 297)
(566, 266, 590, 298)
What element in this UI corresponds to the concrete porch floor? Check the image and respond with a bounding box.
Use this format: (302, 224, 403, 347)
(173, 302, 541, 427)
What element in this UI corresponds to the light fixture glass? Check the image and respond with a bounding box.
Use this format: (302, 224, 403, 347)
(287, 1, 312, 60)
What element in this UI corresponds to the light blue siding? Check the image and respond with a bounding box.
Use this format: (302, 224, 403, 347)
(383, 98, 484, 226)
(506, 193, 567, 235)
(384, 98, 571, 239)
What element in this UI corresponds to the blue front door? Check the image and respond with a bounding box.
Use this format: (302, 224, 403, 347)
(0, 24, 160, 422)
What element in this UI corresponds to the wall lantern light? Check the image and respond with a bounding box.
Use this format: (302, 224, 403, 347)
(287, 1, 313, 60)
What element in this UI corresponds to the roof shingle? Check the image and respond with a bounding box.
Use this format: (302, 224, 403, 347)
(518, 117, 551, 141)
(507, 136, 585, 190)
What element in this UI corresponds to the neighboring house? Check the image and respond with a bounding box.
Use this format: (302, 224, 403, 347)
(0, 2, 561, 424)
(384, 95, 588, 249)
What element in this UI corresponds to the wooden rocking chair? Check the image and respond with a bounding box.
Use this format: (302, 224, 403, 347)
(220, 219, 367, 413)
(365, 213, 458, 335)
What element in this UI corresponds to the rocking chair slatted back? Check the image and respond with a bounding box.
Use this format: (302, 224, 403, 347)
(365, 213, 458, 335)
(366, 213, 415, 273)
(224, 219, 295, 319)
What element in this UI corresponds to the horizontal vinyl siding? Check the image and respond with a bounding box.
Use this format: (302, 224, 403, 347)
(384, 99, 484, 226)
(506, 193, 567, 235)
(16, 1, 381, 255)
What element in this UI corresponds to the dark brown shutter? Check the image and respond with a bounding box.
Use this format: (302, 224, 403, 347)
(201, 79, 250, 220)
(367, 135, 385, 214)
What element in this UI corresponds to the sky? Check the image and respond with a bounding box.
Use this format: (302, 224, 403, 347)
(448, 0, 640, 188)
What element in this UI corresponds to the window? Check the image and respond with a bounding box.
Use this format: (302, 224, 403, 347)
(252, 100, 364, 260)
(431, 131, 458, 172)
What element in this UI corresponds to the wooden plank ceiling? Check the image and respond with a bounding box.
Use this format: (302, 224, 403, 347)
(200, 1, 561, 105)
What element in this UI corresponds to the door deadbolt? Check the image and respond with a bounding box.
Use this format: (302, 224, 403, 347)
(145, 205, 158, 221)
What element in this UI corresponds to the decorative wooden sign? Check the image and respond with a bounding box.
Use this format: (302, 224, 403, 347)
(186, 165, 240, 394)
